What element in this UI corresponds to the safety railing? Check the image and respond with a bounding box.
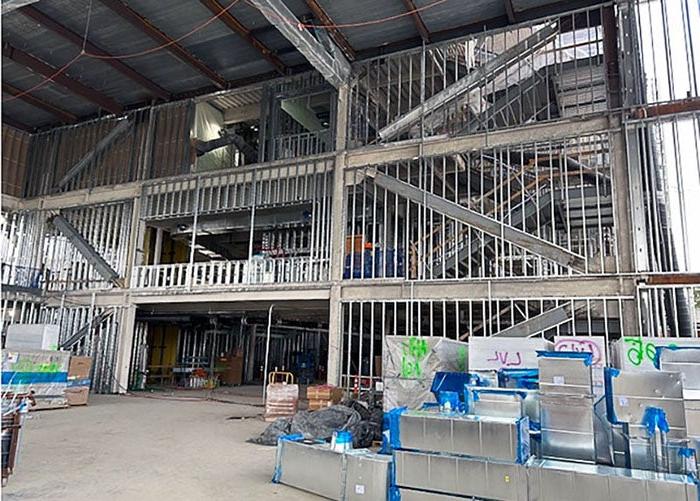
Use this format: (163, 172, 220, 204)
(131, 256, 330, 290)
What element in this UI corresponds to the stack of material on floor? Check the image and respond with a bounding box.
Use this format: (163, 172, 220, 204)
(382, 336, 468, 411)
(1, 350, 70, 410)
(65, 356, 92, 406)
(389, 408, 531, 500)
(307, 385, 344, 410)
(537, 351, 605, 463)
(217, 351, 244, 386)
(265, 373, 299, 422)
(273, 436, 392, 500)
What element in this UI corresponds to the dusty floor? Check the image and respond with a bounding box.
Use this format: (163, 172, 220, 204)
(4, 387, 320, 500)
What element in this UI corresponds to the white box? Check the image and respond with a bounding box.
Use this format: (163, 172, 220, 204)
(5, 324, 60, 351)
(469, 337, 553, 371)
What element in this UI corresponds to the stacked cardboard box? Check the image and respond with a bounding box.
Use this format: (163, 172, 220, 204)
(217, 352, 244, 386)
(307, 385, 344, 410)
(66, 356, 92, 406)
(264, 383, 299, 421)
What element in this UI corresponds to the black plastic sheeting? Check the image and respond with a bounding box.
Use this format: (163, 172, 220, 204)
(250, 402, 383, 448)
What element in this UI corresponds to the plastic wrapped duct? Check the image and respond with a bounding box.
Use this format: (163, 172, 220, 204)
(382, 336, 468, 411)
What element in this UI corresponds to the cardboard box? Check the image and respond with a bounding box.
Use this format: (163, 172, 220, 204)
(308, 399, 335, 411)
(65, 386, 89, 406)
(68, 356, 93, 379)
(218, 355, 243, 386)
(306, 385, 344, 402)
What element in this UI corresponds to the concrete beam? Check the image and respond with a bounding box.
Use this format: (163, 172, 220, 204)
(249, 0, 351, 88)
(378, 23, 559, 140)
(347, 114, 614, 167)
(131, 283, 331, 304)
(368, 169, 587, 271)
(20, 181, 142, 210)
(339, 276, 637, 302)
(223, 103, 260, 124)
(281, 97, 325, 132)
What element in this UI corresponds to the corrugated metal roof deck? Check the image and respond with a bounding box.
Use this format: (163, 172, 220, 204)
(1, 0, 600, 131)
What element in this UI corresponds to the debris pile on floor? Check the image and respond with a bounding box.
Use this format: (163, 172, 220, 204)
(251, 401, 382, 448)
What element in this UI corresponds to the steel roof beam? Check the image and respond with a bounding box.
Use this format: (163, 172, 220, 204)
(99, 0, 226, 89)
(2, 82, 77, 123)
(198, 0, 287, 75)
(400, 0, 431, 43)
(2, 43, 123, 114)
(19, 5, 170, 100)
(504, 0, 517, 23)
(249, 0, 351, 89)
(2, 114, 32, 131)
(304, 0, 356, 61)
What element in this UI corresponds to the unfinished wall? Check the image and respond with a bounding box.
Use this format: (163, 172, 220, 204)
(1, 125, 30, 198)
(21, 101, 194, 198)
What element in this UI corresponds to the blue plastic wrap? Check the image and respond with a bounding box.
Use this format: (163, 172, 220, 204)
(430, 371, 471, 399)
(642, 407, 670, 436)
(381, 407, 407, 453)
(498, 368, 539, 389)
(604, 367, 621, 424)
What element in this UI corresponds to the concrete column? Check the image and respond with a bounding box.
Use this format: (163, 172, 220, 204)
(115, 304, 136, 394)
(327, 84, 349, 385)
(611, 124, 640, 337)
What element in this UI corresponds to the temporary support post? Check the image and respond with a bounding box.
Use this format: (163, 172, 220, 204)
(57, 118, 132, 189)
(367, 169, 588, 272)
(262, 304, 274, 404)
(50, 214, 121, 285)
(378, 23, 559, 141)
(249, 0, 351, 88)
(491, 303, 575, 337)
(115, 305, 136, 394)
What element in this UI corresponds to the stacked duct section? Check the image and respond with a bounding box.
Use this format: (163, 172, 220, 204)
(273, 436, 392, 500)
(537, 352, 606, 464)
(391, 409, 531, 500)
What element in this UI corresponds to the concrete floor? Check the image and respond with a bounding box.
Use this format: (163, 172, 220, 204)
(4, 389, 320, 500)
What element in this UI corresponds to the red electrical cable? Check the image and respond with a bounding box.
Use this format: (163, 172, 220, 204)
(3, 53, 83, 104)
(83, 0, 242, 60)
